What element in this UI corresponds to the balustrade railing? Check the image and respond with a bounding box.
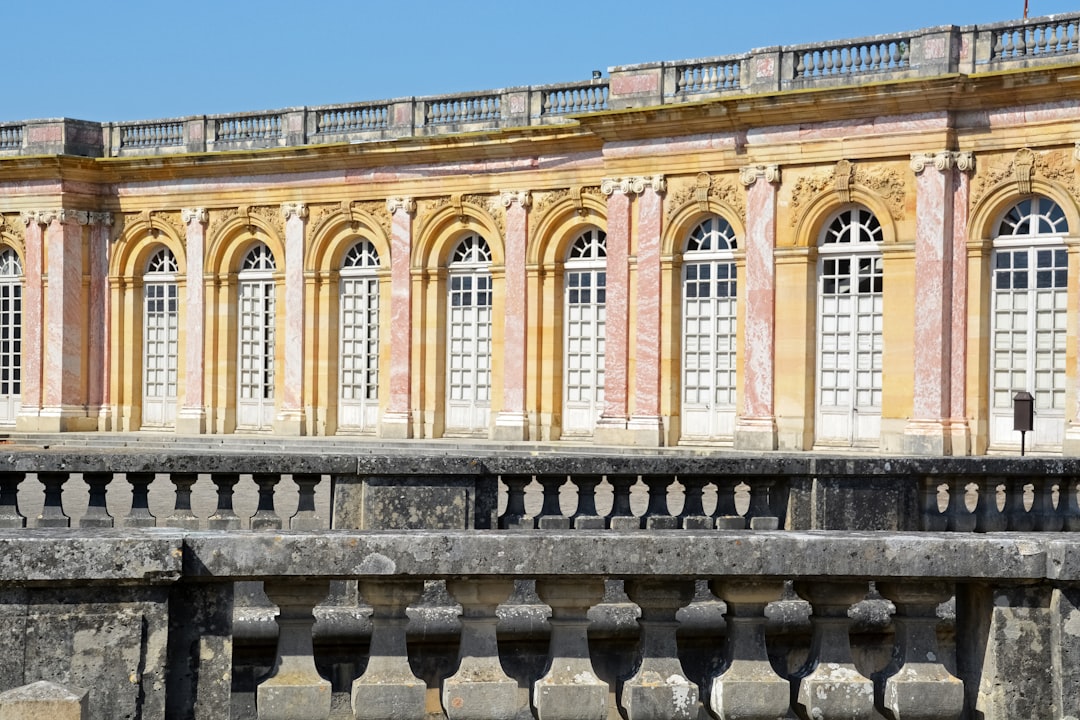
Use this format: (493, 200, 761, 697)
(992, 16, 1080, 60)
(4, 12, 1080, 157)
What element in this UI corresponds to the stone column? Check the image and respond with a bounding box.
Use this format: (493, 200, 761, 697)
(275, 202, 307, 435)
(904, 151, 961, 456)
(494, 191, 530, 440)
(86, 212, 112, 429)
(16, 212, 44, 430)
(628, 176, 666, 447)
(41, 209, 88, 431)
(594, 178, 632, 444)
(177, 208, 207, 434)
(381, 197, 415, 438)
(735, 165, 781, 451)
(949, 154, 974, 455)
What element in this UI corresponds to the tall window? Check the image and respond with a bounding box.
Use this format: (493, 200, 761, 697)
(339, 240, 380, 433)
(681, 217, 738, 442)
(990, 196, 1069, 450)
(816, 207, 883, 446)
(0, 249, 22, 425)
(236, 243, 276, 430)
(445, 234, 492, 435)
(142, 248, 179, 427)
(563, 228, 606, 436)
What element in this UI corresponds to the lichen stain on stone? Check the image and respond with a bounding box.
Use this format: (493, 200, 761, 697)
(357, 553, 396, 574)
(1064, 611, 1080, 637)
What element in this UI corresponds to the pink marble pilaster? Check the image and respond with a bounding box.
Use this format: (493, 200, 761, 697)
(494, 191, 529, 440)
(735, 166, 780, 451)
(17, 214, 44, 424)
(949, 156, 974, 452)
(382, 197, 415, 438)
(87, 213, 112, 418)
(630, 184, 663, 431)
(904, 152, 956, 455)
(178, 208, 207, 433)
(43, 210, 87, 423)
(600, 182, 631, 428)
(275, 203, 307, 435)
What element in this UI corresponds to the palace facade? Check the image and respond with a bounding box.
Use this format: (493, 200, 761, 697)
(2, 14, 1080, 455)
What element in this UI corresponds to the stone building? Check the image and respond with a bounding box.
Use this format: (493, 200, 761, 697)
(2, 13, 1080, 456)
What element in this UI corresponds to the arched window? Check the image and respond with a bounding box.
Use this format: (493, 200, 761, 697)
(0, 248, 23, 425)
(681, 217, 738, 441)
(338, 240, 381, 433)
(445, 234, 492, 435)
(563, 228, 607, 437)
(817, 207, 883, 446)
(142, 247, 179, 427)
(236, 242, 277, 430)
(990, 196, 1070, 450)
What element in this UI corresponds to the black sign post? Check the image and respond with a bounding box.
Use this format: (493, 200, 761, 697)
(1014, 391, 1034, 456)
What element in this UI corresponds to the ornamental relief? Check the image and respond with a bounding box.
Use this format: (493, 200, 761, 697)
(970, 148, 1080, 209)
(665, 173, 745, 224)
(528, 186, 604, 235)
(0, 215, 25, 243)
(308, 202, 347, 240)
(788, 161, 906, 227)
(351, 200, 393, 239)
(417, 194, 503, 241)
(208, 205, 283, 249)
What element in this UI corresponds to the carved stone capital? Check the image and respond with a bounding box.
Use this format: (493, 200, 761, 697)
(601, 175, 665, 196)
(385, 197, 416, 215)
(740, 164, 781, 186)
(910, 151, 957, 174)
(89, 211, 113, 227)
(33, 209, 88, 226)
(280, 202, 308, 221)
(499, 190, 531, 209)
(954, 151, 975, 173)
(20, 211, 43, 227)
(182, 207, 208, 225)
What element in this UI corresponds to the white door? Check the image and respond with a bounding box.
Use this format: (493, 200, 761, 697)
(563, 228, 606, 437)
(816, 208, 883, 447)
(339, 241, 380, 433)
(989, 197, 1069, 451)
(445, 235, 492, 435)
(142, 248, 179, 428)
(236, 244, 276, 431)
(0, 249, 22, 425)
(681, 217, 738, 441)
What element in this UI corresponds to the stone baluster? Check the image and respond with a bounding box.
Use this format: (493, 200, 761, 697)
(442, 578, 519, 720)
(746, 478, 780, 530)
(1005, 477, 1034, 531)
(678, 475, 713, 529)
(620, 580, 699, 720)
(708, 580, 789, 720)
(1032, 476, 1062, 532)
(36, 471, 70, 528)
(533, 579, 608, 720)
(251, 473, 283, 531)
(791, 581, 874, 720)
(536, 475, 569, 529)
(974, 477, 1006, 532)
(352, 580, 426, 720)
(80, 471, 114, 528)
(0, 472, 25, 528)
(606, 474, 639, 530)
(165, 472, 201, 529)
(290, 474, 323, 530)
(1064, 477, 1080, 531)
(257, 580, 332, 720)
(499, 474, 534, 529)
(122, 472, 157, 528)
(640, 475, 677, 530)
(921, 477, 948, 531)
(207, 473, 242, 530)
(570, 475, 605, 529)
(873, 581, 963, 720)
(713, 476, 745, 530)
(946, 477, 976, 532)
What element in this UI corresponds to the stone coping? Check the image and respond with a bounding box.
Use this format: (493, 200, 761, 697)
(0, 529, 1070, 583)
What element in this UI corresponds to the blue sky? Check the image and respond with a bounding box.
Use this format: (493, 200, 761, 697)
(4, 0, 1077, 123)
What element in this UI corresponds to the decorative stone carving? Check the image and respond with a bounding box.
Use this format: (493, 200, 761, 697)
(910, 152, 954, 174)
(739, 164, 781, 186)
(181, 208, 208, 224)
(1014, 148, 1036, 195)
(601, 175, 665, 195)
(499, 190, 531, 208)
(853, 165, 906, 221)
(789, 161, 905, 226)
(29, 209, 89, 226)
(834, 159, 855, 203)
(280, 202, 308, 221)
(666, 173, 745, 222)
(250, 205, 285, 239)
(352, 200, 392, 239)
(971, 147, 1079, 208)
(0, 215, 25, 242)
(955, 151, 975, 173)
(385, 196, 416, 215)
(154, 211, 187, 242)
(88, 211, 113, 227)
